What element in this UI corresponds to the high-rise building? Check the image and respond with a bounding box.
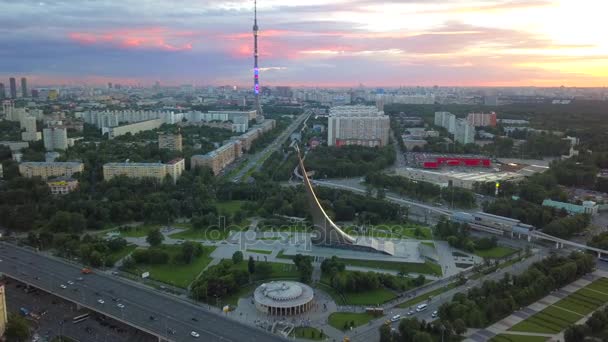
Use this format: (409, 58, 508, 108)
(2, 100, 13, 119)
(252, 0, 264, 120)
(327, 106, 390, 147)
(467, 112, 497, 127)
(20, 116, 42, 142)
(20, 77, 27, 98)
(191, 141, 242, 175)
(0, 83, 5, 100)
(158, 132, 183, 151)
(454, 119, 474, 145)
(43, 127, 69, 151)
(103, 158, 185, 183)
(434, 111, 456, 133)
(31, 89, 39, 98)
(9, 78, 17, 99)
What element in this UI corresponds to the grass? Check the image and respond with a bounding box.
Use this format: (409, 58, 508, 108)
(117, 224, 160, 238)
(342, 287, 397, 306)
(474, 246, 518, 259)
(328, 312, 376, 330)
(215, 200, 248, 215)
(106, 244, 137, 264)
(131, 245, 216, 288)
(221, 283, 257, 307)
(276, 250, 293, 260)
(258, 236, 282, 240)
(315, 283, 347, 306)
(421, 241, 435, 248)
(490, 334, 548, 342)
(289, 327, 325, 340)
(169, 228, 230, 241)
(399, 282, 458, 308)
(246, 248, 273, 255)
(338, 258, 442, 276)
(510, 277, 608, 334)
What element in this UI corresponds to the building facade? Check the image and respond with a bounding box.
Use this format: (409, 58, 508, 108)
(19, 162, 84, 179)
(9, 78, 16, 99)
(327, 106, 390, 147)
(158, 133, 183, 151)
(434, 111, 456, 133)
(454, 119, 474, 145)
(467, 112, 497, 127)
(102, 119, 164, 139)
(20, 77, 27, 98)
(191, 141, 242, 175)
(20, 116, 41, 142)
(43, 127, 69, 150)
(47, 177, 79, 195)
(103, 158, 185, 183)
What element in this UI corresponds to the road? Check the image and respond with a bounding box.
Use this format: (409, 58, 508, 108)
(233, 112, 310, 181)
(0, 242, 286, 342)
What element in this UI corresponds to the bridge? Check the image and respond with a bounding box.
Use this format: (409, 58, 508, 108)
(0, 242, 285, 342)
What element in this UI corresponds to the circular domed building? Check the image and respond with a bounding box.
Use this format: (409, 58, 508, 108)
(254, 281, 314, 315)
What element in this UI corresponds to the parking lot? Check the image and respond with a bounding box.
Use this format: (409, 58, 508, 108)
(3, 277, 157, 342)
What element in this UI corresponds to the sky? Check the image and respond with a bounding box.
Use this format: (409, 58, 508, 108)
(1, 0, 607, 87)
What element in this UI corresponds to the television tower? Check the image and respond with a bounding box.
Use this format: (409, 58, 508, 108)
(253, 0, 264, 120)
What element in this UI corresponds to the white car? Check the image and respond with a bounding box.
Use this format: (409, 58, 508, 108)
(67, 280, 74, 285)
(390, 314, 401, 322)
(97, 299, 105, 304)
(431, 310, 438, 318)
(117, 303, 125, 309)
(191, 331, 200, 338)
(59, 284, 67, 289)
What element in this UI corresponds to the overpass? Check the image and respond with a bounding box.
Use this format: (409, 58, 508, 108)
(0, 242, 285, 342)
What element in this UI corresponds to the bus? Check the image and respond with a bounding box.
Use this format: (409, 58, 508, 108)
(73, 313, 90, 324)
(416, 303, 428, 312)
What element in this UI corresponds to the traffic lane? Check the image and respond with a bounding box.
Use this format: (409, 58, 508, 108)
(0, 250, 262, 342)
(0, 250, 266, 342)
(0, 244, 285, 342)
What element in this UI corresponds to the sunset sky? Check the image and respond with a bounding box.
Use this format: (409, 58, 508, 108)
(1, 0, 607, 87)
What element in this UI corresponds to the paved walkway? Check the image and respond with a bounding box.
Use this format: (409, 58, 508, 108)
(466, 271, 608, 342)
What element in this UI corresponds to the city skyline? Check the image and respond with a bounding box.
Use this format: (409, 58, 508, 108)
(1, 0, 607, 87)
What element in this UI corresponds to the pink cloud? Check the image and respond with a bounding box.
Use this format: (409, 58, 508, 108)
(68, 27, 196, 51)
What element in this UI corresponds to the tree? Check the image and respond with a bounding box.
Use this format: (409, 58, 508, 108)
(248, 256, 255, 274)
(232, 251, 244, 264)
(180, 241, 203, 264)
(5, 314, 30, 342)
(293, 254, 313, 283)
(255, 262, 273, 279)
(146, 228, 164, 247)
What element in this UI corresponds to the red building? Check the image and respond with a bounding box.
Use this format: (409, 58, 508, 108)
(422, 157, 491, 169)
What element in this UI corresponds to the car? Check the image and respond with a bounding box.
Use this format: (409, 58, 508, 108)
(191, 331, 200, 338)
(431, 310, 438, 318)
(97, 299, 105, 304)
(407, 310, 415, 316)
(67, 280, 74, 285)
(111, 271, 118, 275)
(390, 314, 401, 322)
(76, 277, 84, 281)
(117, 303, 125, 309)
(59, 284, 67, 289)
(191, 317, 198, 322)
(149, 315, 157, 321)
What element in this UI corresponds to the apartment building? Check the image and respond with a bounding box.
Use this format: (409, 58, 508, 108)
(327, 106, 390, 147)
(103, 158, 185, 183)
(158, 133, 183, 151)
(19, 162, 84, 179)
(191, 141, 242, 175)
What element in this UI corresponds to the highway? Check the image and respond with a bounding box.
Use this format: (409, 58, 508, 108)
(0, 242, 286, 342)
(233, 112, 310, 182)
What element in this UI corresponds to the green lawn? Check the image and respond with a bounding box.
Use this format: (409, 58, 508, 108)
(328, 312, 376, 330)
(246, 248, 273, 255)
(289, 327, 326, 340)
(276, 250, 293, 260)
(474, 246, 518, 259)
(338, 258, 442, 276)
(315, 283, 347, 305)
(169, 228, 230, 241)
(117, 224, 160, 238)
(490, 334, 548, 342)
(106, 244, 137, 264)
(215, 200, 248, 215)
(132, 245, 216, 288)
(421, 241, 435, 248)
(343, 287, 397, 306)
(510, 277, 608, 334)
(398, 282, 458, 308)
(221, 283, 257, 307)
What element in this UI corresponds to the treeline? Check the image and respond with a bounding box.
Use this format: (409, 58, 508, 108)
(25, 232, 129, 268)
(588, 232, 608, 250)
(542, 214, 590, 238)
(380, 317, 465, 342)
(564, 304, 608, 342)
(305, 145, 396, 178)
(258, 150, 298, 182)
(366, 173, 476, 208)
(434, 219, 498, 253)
(322, 256, 426, 293)
(126, 242, 204, 266)
(438, 252, 594, 328)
